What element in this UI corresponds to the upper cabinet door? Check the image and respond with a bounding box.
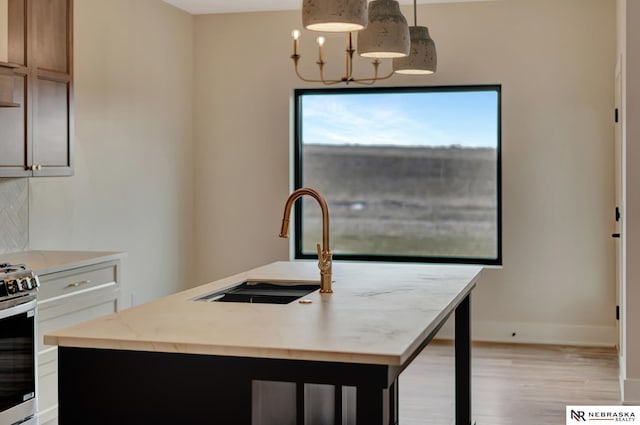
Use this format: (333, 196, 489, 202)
(1, 0, 27, 66)
(33, 0, 68, 73)
(31, 0, 73, 176)
(0, 0, 30, 177)
(0, 73, 28, 175)
(0, 0, 73, 178)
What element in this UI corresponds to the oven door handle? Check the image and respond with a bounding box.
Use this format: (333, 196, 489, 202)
(0, 296, 37, 320)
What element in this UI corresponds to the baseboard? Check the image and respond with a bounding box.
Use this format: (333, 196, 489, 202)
(622, 378, 640, 404)
(434, 319, 617, 347)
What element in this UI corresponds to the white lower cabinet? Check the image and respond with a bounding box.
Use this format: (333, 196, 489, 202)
(36, 260, 121, 425)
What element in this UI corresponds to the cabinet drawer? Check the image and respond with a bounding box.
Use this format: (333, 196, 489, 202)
(38, 262, 117, 301)
(38, 291, 117, 353)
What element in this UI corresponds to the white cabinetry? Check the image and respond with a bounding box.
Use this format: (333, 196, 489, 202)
(36, 259, 121, 425)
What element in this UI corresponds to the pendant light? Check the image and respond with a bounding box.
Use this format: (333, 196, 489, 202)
(302, 0, 368, 32)
(393, 0, 437, 74)
(357, 0, 410, 58)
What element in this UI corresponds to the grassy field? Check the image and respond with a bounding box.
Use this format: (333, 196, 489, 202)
(300, 144, 498, 259)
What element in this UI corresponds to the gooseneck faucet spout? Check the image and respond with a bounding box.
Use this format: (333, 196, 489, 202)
(279, 188, 333, 293)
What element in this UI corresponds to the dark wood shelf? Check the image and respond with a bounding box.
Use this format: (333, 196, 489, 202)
(0, 72, 17, 107)
(0, 61, 21, 69)
(0, 101, 20, 108)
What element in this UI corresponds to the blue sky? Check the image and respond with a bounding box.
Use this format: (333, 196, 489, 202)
(301, 90, 499, 148)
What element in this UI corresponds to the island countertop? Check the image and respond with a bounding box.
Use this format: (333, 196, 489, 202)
(44, 261, 481, 366)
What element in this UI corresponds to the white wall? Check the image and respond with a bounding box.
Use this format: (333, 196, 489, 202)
(194, 0, 617, 346)
(619, 0, 640, 405)
(193, 10, 295, 282)
(29, 0, 195, 306)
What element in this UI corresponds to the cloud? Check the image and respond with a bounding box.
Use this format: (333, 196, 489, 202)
(301, 93, 497, 148)
(303, 96, 433, 146)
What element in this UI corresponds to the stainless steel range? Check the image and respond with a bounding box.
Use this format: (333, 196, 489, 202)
(0, 263, 39, 425)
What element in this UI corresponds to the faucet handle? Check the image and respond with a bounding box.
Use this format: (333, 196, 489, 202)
(316, 243, 332, 271)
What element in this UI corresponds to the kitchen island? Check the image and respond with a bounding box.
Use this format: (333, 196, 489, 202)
(44, 261, 481, 425)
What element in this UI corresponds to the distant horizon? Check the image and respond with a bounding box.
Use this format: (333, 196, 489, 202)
(300, 90, 499, 149)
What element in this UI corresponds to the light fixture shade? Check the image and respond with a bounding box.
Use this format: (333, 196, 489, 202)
(393, 26, 437, 74)
(302, 0, 368, 32)
(357, 0, 410, 58)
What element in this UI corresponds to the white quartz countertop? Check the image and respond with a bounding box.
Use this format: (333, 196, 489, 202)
(44, 261, 481, 365)
(0, 250, 125, 275)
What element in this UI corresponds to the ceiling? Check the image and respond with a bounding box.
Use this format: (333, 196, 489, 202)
(162, 0, 490, 15)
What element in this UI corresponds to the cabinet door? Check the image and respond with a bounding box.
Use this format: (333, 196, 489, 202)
(0, 0, 31, 176)
(30, 0, 72, 176)
(0, 72, 31, 176)
(4, 0, 28, 66)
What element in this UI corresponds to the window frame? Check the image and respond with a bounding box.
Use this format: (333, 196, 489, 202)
(293, 84, 502, 266)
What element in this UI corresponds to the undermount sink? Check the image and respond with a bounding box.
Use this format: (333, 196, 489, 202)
(195, 281, 319, 304)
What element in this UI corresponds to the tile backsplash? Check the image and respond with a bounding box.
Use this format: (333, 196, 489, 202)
(0, 178, 28, 254)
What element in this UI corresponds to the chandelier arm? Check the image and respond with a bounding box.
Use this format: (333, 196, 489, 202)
(350, 79, 377, 86)
(318, 61, 352, 85)
(291, 56, 343, 84)
(350, 71, 394, 84)
(321, 80, 348, 86)
(295, 68, 342, 84)
(350, 60, 395, 84)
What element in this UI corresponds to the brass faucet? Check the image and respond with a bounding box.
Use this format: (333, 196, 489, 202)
(279, 188, 333, 293)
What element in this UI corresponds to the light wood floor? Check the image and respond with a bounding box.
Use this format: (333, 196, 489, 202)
(399, 340, 620, 425)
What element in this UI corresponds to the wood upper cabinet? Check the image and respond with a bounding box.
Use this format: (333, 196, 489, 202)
(0, 0, 73, 177)
(0, 0, 28, 176)
(32, 0, 73, 176)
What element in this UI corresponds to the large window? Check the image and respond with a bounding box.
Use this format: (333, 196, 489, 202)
(293, 85, 501, 265)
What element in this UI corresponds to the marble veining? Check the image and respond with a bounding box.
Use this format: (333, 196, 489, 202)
(44, 261, 481, 365)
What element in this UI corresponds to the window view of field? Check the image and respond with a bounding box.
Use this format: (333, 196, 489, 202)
(301, 144, 498, 258)
(297, 88, 500, 262)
